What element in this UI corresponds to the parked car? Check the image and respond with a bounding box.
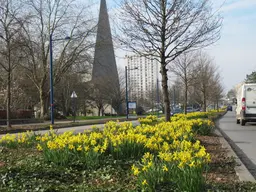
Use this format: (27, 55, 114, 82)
(171, 108, 183, 116)
(227, 105, 233, 111)
(186, 107, 194, 113)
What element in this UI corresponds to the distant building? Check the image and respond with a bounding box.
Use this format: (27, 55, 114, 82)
(126, 55, 160, 101)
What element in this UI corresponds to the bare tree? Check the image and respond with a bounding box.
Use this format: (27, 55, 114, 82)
(208, 73, 224, 111)
(10, 68, 38, 110)
(116, 0, 222, 121)
(170, 52, 197, 114)
(54, 72, 81, 117)
(227, 88, 236, 100)
(19, 0, 96, 118)
(0, 0, 27, 127)
(89, 83, 107, 116)
(169, 79, 183, 108)
(193, 52, 218, 112)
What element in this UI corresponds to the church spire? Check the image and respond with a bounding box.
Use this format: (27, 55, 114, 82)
(92, 0, 121, 113)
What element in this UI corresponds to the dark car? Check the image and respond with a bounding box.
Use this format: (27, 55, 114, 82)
(171, 108, 183, 116)
(227, 105, 232, 111)
(186, 107, 194, 113)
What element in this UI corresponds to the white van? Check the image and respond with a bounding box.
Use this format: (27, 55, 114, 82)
(236, 83, 256, 126)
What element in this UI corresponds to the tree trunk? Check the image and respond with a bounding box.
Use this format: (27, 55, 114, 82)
(216, 99, 219, 112)
(62, 105, 67, 116)
(203, 90, 207, 112)
(83, 106, 87, 116)
(6, 72, 11, 128)
(112, 100, 122, 115)
(101, 107, 104, 116)
(160, 1, 170, 121)
(97, 106, 101, 116)
(161, 64, 170, 121)
(82, 100, 87, 116)
(39, 88, 45, 118)
(184, 84, 188, 115)
(60, 93, 67, 116)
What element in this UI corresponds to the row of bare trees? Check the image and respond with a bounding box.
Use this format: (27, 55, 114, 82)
(126, 51, 224, 115)
(170, 51, 224, 113)
(116, 0, 223, 121)
(0, 0, 98, 127)
(0, 0, 132, 128)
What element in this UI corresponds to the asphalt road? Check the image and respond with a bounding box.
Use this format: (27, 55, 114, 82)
(218, 110, 256, 177)
(0, 120, 140, 138)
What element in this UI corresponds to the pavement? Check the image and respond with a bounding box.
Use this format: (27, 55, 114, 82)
(0, 116, 143, 135)
(217, 110, 256, 181)
(0, 120, 140, 138)
(7, 116, 131, 128)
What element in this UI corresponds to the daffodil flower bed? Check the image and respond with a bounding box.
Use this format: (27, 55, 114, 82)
(0, 131, 37, 148)
(0, 112, 218, 191)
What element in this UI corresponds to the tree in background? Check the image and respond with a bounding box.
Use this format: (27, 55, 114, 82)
(170, 52, 197, 114)
(19, 0, 96, 118)
(193, 52, 219, 112)
(0, 0, 28, 127)
(116, 0, 222, 121)
(245, 71, 256, 83)
(209, 73, 224, 111)
(169, 79, 183, 108)
(227, 89, 236, 100)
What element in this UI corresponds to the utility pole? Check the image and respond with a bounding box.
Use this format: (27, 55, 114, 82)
(125, 66, 129, 119)
(157, 78, 160, 117)
(49, 33, 54, 125)
(173, 86, 176, 107)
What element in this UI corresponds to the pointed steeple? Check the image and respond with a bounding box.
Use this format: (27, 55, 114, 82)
(92, 0, 121, 112)
(92, 0, 119, 83)
(95, 0, 112, 47)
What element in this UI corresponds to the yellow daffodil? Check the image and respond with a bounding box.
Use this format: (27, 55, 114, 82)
(142, 179, 148, 185)
(77, 145, 82, 151)
(37, 144, 43, 151)
(162, 165, 168, 172)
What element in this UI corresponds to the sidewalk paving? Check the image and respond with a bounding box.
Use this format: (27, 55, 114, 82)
(0, 120, 140, 138)
(0, 116, 142, 134)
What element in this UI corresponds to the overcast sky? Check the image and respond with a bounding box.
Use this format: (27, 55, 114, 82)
(92, 0, 256, 93)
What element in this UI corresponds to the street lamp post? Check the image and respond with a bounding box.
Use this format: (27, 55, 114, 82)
(49, 33, 54, 125)
(125, 66, 138, 120)
(125, 66, 128, 119)
(156, 78, 160, 118)
(49, 33, 70, 125)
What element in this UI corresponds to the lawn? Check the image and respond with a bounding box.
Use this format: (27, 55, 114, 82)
(0, 112, 255, 191)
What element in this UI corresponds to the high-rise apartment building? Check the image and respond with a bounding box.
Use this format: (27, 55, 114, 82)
(126, 55, 160, 101)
